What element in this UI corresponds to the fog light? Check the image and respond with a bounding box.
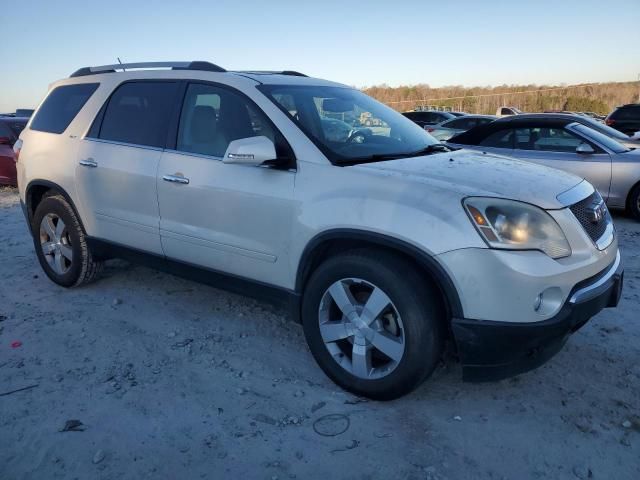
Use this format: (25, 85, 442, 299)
(534, 293, 543, 312)
(533, 287, 563, 316)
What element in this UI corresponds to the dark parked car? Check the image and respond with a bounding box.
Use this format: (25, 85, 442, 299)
(0, 117, 28, 186)
(402, 110, 455, 128)
(605, 104, 640, 135)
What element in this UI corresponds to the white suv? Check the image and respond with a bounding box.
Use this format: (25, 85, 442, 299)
(16, 61, 623, 399)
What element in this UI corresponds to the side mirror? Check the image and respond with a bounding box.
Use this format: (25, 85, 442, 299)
(0, 136, 12, 145)
(223, 136, 276, 166)
(576, 142, 595, 154)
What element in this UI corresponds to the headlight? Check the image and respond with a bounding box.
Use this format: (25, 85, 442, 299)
(463, 197, 571, 259)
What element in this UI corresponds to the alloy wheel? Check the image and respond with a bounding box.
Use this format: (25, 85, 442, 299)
(39, 213, 73, 275)
(318, 278, 405, 380)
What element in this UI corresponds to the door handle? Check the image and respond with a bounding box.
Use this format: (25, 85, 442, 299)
(79, 158, 98, 168)
(162, 174, 190, 185)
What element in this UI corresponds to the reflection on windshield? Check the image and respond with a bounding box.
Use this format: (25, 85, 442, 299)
(573, 124, 629, 154)
(259, 85, 438, 163)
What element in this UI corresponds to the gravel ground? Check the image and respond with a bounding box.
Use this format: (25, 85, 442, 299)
(1, 186, 639, 480)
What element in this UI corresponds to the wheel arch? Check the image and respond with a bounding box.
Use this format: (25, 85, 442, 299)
(625, 179, 640, 210)
(25, 180, 85, 232)
(295, 229, 463, 321)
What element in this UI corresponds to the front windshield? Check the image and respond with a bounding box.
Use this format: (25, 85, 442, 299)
(259, 85, 439, 163)
(572, 123, 630, 154)
(577, 116, 630, 141)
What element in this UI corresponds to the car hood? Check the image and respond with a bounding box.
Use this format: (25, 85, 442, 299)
(354, 149, 585, 209)
(620, 139, 640, 149)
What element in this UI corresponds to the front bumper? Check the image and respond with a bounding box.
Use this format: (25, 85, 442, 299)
(452, 251, 624, 381)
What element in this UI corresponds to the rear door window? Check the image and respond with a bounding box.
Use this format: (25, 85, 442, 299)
(479, 129, 513, 148)
(98, 81, 180, 148)
(30, 83, 99, 134)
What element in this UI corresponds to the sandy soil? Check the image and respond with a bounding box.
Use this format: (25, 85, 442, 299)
(1, 186, 638, 480)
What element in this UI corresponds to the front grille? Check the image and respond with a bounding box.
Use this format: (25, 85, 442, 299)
(569, 191, 610, 243)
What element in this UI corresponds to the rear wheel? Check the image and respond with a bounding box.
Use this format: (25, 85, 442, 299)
(302, 250, 444, 400)
(32, 194, 103, 287)
(627, 183, 640, 220)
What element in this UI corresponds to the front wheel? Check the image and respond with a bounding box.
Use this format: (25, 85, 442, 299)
(627, 183, 640, 220)
(31, 194, 103, 287)
(302, 250, 444, 400)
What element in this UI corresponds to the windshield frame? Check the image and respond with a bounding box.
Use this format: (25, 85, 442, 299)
(571, 123, 630, 154)
(257, 84, 439, 165)
(576, 115, 630, 141)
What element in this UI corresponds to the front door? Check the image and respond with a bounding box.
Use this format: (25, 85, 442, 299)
(511, 127, 612, 200)
(156, 82, 296, 288)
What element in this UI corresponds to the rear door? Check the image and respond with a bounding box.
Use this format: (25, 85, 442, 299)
(156, 82, 296, 287)
(76, 81, 180, 254)
(511, 126, 612, 199)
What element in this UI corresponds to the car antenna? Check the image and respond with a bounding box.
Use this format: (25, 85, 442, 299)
(117, 57, 126, 71)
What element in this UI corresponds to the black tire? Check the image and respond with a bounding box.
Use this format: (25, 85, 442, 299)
(627, 183, 640, 220)
(31, 194, 103, 287)
(302, 249, 444, 400)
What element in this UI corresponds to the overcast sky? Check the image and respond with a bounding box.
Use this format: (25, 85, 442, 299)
(1, 0, 638, 112)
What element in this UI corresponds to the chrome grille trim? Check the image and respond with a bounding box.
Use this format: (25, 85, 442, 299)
(569, 191, 613, 250)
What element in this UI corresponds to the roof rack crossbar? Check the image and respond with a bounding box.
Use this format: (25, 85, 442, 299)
(70, 61, 226, 78)
(233, 70, 308, 77)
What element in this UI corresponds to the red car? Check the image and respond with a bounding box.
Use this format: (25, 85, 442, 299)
(0, 117, 27, 186)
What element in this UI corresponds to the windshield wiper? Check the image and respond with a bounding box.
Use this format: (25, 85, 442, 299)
(405, 143, 452, 156)
(368, 143, 452, 161)
(340, 143, 454, 165)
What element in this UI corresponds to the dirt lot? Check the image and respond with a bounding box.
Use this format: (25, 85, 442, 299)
(1, 186, 639, 480)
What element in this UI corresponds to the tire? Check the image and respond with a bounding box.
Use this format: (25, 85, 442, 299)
(627, 183, 640, 220)
(31, 194, 103, 287)
(302, 249, 444, 400)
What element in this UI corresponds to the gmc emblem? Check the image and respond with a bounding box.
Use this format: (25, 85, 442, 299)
(587, 200, 606, 224)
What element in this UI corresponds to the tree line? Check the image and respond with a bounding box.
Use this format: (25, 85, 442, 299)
(363, 81, 639, 115)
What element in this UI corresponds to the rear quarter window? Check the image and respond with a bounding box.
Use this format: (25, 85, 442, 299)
(30, 83, 99, 134)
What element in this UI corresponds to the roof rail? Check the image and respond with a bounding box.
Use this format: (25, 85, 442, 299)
(234, 70, 308, 77)
(70, 61, 226, 78)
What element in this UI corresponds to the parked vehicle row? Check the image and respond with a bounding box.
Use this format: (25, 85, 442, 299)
(15, 62, 624, 400)
(447, 115, 640, 219)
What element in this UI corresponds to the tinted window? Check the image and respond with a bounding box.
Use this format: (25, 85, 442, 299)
(177, 83, 276, 158)
(446, 117, 491, 129)
(0, 120, 26, 140)
(9, 121, 26, 137)
(434, 113, 451, 123)
(0, 122, 13, 140)
(479, 129, 513, 148)
(443, 118, 468, 129)
(612, 106, 640, 120)
(99, 82, 179, 148)
(514, 127, 583, 152)
(30, 83, 98, 134)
